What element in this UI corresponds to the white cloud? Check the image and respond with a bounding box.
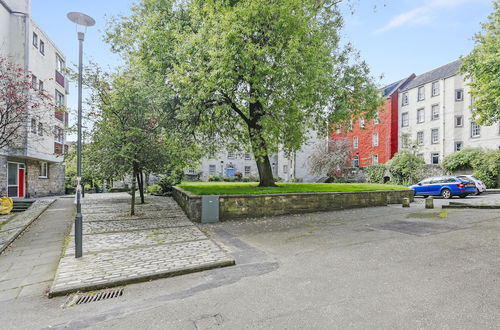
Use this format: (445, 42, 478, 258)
(375, 0, 480, 34)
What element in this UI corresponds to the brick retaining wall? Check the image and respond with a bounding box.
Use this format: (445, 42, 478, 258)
(172, 186, 414, 222)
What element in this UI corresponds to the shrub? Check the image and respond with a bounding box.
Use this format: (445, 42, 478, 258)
(472, 151, 500, 188)
(441, 148, 486, 173)
(147, 184, 161, 194)
(388, 151, 425, 186)
(159, 170, 183, 193)
(365, 165, 386, 184)
(208, 175, 223, 182)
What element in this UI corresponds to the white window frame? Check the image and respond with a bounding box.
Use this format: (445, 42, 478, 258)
(54, 126, 64, 143)
(208, 164, 216, 175)
(455, 115, 463, 127)
(360, 117, 365, 129)
(455, 89, 464, 101)
(244, 153, 251, 160)
(372, 133, 379, 147)
(431, 104, 439, 120)
(39, 40, 45, 55)
(471, 122, 481, 138)
(418, 86, 425, 101)
(244, 166, 251, 176)
(402, 92, 409, 106)
(431, 81, 439, 96)
(454, 142, 463, 152)
(431, 128, 439, 144)
(227, 150, 235, 159)
(39, 162, 48, 178)
(56, 54, 65, 72)
(417, 131, 424, 145)
(402, 112, 409, 127)
(417, 108, 425, 123)
(32, 32, 38, 48)
(431, 153, 440, 164)
(353, 136, 358, 149)
(55, 90, 64, 107)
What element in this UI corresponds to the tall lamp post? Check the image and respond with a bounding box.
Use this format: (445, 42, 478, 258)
(67, 12, 95, 258)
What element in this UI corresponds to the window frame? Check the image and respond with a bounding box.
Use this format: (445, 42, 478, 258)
(372, 132, 379, 147)
(353, 136, 358, 149)
(39, 40, 45, 55)
(471, 122, 481, 138)
(417, 108, 425, 123)
(402, 92, 409, 106)
(455, 89, 464, 101)
(454, 142, 463, 152)
(372, 154, 378, 165)
(431, 81, 440, 97)
(401, 112, 409, 127)
(431, 104, 440, 120)
(39, 162, 49, 178)
(417, 86, 425, 101)
(244, 166, 251, 176)
(208, 164, 216, 176)
(431, 153, 440, 165)
(431, 128, 439, 144)
(417, 131, 424, 145)
(38, 80, 43, 92)
(32, 32, 38, 48)
(455, 115, 463, 127)
(37, 122, 43, 136)
(31, 118, 37, 134)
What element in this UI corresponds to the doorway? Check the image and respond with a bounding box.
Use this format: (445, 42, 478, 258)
(7, 162, 25, 197)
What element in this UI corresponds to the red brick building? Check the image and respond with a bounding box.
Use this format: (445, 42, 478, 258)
(331, 75, 415, 167)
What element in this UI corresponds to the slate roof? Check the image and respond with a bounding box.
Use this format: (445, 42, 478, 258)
(401, 59, 462, 92)
(382, 74, 415, 98)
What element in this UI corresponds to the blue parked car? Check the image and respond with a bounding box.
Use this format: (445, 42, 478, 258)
(410, 176, 477, 199)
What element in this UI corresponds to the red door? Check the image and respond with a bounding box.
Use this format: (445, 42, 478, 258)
(18, 168, 24, 197)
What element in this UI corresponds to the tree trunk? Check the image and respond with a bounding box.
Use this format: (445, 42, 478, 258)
(130, 165, 137, 216)
(137, 170, 145, 204)
(249, 126, 277, 187)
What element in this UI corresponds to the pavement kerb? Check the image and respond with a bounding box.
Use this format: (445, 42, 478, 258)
(48, 258, 235, 298)
(0, 199, 57, 254)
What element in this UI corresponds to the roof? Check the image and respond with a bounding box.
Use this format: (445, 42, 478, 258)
(401, 59, 462, 92)
(382, 74, 416, 98)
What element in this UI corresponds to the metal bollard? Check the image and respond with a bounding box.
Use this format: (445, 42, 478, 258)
(402, 197, 410, 207)
(425, 197, 434, 209)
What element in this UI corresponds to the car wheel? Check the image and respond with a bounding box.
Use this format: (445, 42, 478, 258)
(441, 188, 452, 199)
(474, 188, 480, 195)
(459, 194, 467, 198)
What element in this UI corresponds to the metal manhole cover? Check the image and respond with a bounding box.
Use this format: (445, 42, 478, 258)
(62, 287, 124, 308)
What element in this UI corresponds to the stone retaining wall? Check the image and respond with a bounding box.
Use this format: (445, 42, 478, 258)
(172, 186, 414, 222)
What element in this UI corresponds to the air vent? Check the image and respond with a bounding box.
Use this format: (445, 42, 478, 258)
(63, 288, 124, 307)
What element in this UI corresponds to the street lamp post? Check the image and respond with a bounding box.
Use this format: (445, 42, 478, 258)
(67, 12, 95, 258)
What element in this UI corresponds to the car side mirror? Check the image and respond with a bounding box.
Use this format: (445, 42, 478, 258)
(418, 183, 422, 186)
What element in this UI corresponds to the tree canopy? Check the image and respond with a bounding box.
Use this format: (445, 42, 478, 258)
(459, 1, 500, 125)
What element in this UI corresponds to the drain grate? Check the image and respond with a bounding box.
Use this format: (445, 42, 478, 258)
(63, 288, 124, 307)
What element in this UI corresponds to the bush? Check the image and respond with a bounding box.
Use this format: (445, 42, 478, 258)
(147, 184, 161, 194)
(442, 148, 486, 173)
(159, 170, 183, 193)
(472, 151, 500, 188)
(388, 151, 425, 186)
(365, 165, 387, 184)
(208, 175, 223, 182)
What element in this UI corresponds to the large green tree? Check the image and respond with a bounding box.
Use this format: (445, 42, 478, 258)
(107, 0, 382, 186)
(459, 1, 499, 125)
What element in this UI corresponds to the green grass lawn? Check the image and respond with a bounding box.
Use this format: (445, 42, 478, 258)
(177, 182, 409, 195)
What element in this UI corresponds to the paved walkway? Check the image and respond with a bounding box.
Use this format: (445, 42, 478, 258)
(0, 198, 73, 302)
(49, 193, 235, 297)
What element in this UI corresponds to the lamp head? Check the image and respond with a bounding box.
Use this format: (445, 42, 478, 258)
(67, 12, 95, 27)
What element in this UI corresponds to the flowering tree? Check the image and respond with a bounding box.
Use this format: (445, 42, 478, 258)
(308, 138, 352, 178)
(0, 57, 53, 149)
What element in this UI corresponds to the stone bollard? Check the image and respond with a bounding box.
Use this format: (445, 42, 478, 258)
(425, 197, 434, 209)
(402, 197, 410, 208)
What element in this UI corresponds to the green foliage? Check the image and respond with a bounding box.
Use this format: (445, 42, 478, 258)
(388, 151, 425, 186)
(208, 175, 223, 182)
(159, 170, 184, 193)
(472, 151, 500, 188)
(147, 184, 161, 194)
(441, 148, 486, 173)
(365, 165, 387, 184)
(459, 1, 500, 125)
(178, 182, 409, 195)
(105, 0, 383, 186)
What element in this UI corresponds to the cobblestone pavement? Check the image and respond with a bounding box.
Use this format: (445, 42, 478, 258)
(0, 199, 55, 254)
(49, 193, 234, 296)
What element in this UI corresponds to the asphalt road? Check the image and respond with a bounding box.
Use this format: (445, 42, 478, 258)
(1, 194, 499, 329)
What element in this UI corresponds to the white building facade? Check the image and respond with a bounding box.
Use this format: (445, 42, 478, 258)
(398, 59, 500, 164)
(0, 0, 68, 197)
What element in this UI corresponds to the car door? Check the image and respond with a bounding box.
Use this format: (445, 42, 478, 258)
(415, 178, 432, 195)
(427, 177, 443, 195)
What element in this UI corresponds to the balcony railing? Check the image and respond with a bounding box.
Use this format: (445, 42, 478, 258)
(55, 70, 65, 87)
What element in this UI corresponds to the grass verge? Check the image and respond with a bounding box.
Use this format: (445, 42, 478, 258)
(177, 182, 409, 195)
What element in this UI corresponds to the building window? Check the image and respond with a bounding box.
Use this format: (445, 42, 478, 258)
(54, 126, 64, 143)
(244, 166, 251, 175)
(402, 112, 409, 127)
(56, 54, 65, 72)
(187, 168, 195, 174)
(38, 122, 43, 136)
(401, 135, 409, 148)
(39, 40, 45, 55)
(227, 150, 235, 159)
(372, 133, 379, 147)
(208, 165, 216, 175)
(348, 119, 353, 131)
(353, 136, 358, 149)
(455, 115, 463, 127)
(431, 153, 440, 164)
(33, 32, 38, 48)
(373, 114, 379, 125)
(455, 89, 464, 101)
(283, 164, 288, 174)
(31, 118, 37, 134)
(244, 153, 251, 160)
(39, 162, 48, 178)
(352, 157, 359, 168)
(431, 81, 439, 96)
(418, 86, 425, 101)
(402, 92, 409, 106)
(417, 108, 425, 123)
(471, 122, 481, 137)
(417, 131, 424, 145)
(431, 128, 439, 144)
(55, 90, 64, 107)
(360, 117, 365, 129)
(431, 104, 439, 120)
(38, 80, 44, 92)
(454, 142, 463, 152)
(372, 154, 378, 165)
(32, 75, 37, 89)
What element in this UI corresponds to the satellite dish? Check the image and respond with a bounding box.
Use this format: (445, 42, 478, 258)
(67, 12, 95, 27)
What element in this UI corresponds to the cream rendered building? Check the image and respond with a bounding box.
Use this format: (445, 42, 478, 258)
(398, 59, 500, 164)
(0, 0, 68, 197)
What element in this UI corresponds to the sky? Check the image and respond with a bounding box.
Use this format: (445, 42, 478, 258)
(31, 0, 494, 137)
